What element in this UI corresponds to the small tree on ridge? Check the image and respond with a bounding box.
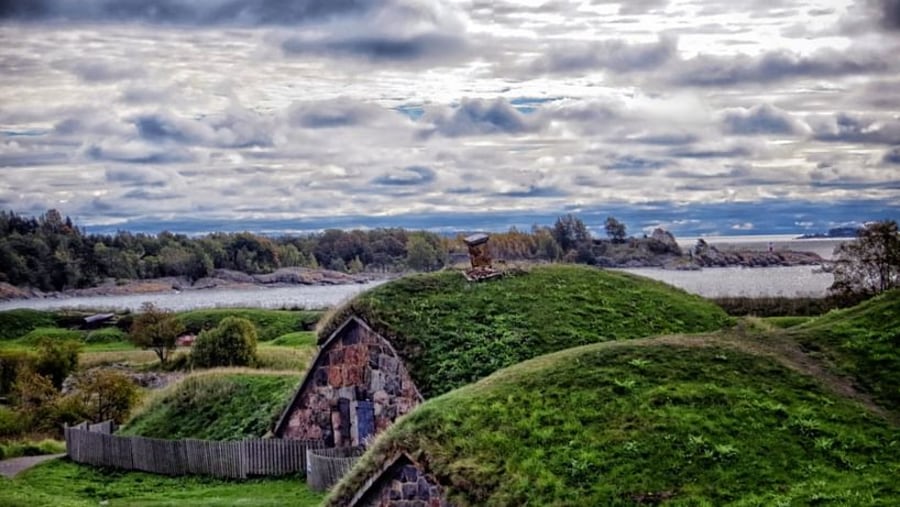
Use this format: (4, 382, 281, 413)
(130, 302, 184, 365)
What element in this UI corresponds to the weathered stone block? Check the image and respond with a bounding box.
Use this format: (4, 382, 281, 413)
(402, 483, 417, 500)
(328, 366, 343, 386)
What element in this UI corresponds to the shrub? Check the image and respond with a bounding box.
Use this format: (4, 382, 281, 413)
(33, 339, 81, 389)
(0, 405, 27, 438)
(192, 317, 258, 368)
(62, 369, 139, 424)
(85, 327, 127, 344)
(130, 302, 185, 365)
(0, 349, 34, 397)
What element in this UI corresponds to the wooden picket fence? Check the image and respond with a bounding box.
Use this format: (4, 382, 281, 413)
(306, 446, 365, 492)
(64, 422, 323, 479)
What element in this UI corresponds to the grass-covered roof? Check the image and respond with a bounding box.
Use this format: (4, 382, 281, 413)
(789, 289, 900, 412)
(317, 265, 732, 397)
(328, 337, 900, 506)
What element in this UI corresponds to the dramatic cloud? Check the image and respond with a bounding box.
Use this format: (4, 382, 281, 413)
(721, 104, 809, 136)
(671, 48, 891, 86)
(422, 98, 542, 137)
(1, 0, 897, 235)
(528, 35, 677, 75)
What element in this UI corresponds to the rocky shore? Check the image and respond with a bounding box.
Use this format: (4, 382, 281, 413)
(0, 267, 383, 302)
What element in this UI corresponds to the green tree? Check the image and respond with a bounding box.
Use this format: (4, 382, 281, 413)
(552, 214, 591, 252)
(604, 216, 627, 243)
(348, 255, 365, 274)
(129, 302, 185, 365)
(830, 220, 900, 297)
(64, 369, 139, 424)
(191, 317, 258, 368)
(406, 235, 440, 271)
(33, 338, 81, 389)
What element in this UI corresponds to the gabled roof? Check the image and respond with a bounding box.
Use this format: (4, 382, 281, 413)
(346, 452, 419, 507)
(272, 315, 422, 438)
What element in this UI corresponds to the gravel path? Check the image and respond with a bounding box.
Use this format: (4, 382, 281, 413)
(0, 453, 65, 479)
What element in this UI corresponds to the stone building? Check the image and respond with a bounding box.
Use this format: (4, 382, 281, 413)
(344, 453, 452, 507)
(273, 316, 423, 447)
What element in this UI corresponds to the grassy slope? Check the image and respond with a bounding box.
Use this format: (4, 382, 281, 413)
(329, 339, 900, 507)
(0, 459, 323, 507)
(177, 309, 322, 342)
(0, 309, 57, 341)
(790, 289, 900, 412)
(119, 371, 300, 440)
(318, 265, 732, 397)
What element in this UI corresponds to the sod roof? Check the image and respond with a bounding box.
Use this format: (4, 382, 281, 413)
(327, 337, 900, 506)
(317, 265, 732, 397)
(790, 289, 900, 413)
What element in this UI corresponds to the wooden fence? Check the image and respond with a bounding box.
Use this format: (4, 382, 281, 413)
(307, 446, 365, 492)
(65, 423, 323, 479)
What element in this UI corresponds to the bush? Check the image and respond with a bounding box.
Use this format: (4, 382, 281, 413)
(85, 327, 127, 344)
(0, 405, 27, 438)
(0, 439, 65, 460)
(0, 349, 34, 397)
(62, 369, 140, 424)
(177, 309, 321, 342)
(192, 317, 258, 368)
(33, 339, 81, 389)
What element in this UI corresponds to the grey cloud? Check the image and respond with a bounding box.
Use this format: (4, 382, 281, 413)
(721, 104, 808, 136)
(281, 32, 466, 63)
(0, 0, 372, 25)
(811, 114, 900, 145)
(871, 0, 900, 30)
(371, 165, 436, 186)
(422, 98, 542, 137)
(85, 142, 195, 164)
(495, 186, 568, 198)
(64, 60, 146, 82)
(105, 167, 170, 186)
(669, 146, 752, 159)
(883, 147, 900, 164)
(528, 35, 677, 75)
(287, 98, 395, 128)
(133, 108, 273, 148)
(671, 48, 891, 86)
(605, 155, 670, 173)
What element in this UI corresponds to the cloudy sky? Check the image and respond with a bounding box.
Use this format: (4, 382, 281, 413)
(1, 0, 899, 236)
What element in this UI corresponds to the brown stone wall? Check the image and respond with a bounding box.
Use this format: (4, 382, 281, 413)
(360, 458, 452, 507)
(281, 320, 421, 447)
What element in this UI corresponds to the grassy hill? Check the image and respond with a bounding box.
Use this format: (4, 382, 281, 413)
(119, 370, 300, 440)
(328, 338, 900, 506)
(318, 265, 732, 397)
(176, 308, 322, 342)
(789, 289, 900, 412)
(0, 309, 58, 341)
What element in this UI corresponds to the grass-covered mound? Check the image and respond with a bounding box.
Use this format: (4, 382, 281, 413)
(790, 289, 900, 412)
(119, 370, 299, 440)
(0, 459, 323, 507)
(177, 308, 322, 342)
(0, 309, 57, 340)
(329, 339, 899, 506)
(318, 265, 732, 397)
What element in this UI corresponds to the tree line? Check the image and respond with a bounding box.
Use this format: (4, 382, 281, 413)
(0, 210, 637, 292)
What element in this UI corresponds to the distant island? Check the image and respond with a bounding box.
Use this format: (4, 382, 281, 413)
(797, 226, 861, 239)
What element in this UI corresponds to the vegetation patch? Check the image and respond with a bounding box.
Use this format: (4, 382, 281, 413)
(0, 310, 57, 341)
(177, 308, 321, 342)
(329, 340, 900, 506)
(119, 371, 299, 440)
(319, 265, 732, 397)
(790, 289, 900, 412)
(0, 458, 324, 507)
(17, 327, 84, 345)
(269, 331, 316, 347)
(0, 439, 65, 460)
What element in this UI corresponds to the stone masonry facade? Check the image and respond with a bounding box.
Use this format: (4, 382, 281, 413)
(281, 318, 421, 447)
(359, 457, 452, 507)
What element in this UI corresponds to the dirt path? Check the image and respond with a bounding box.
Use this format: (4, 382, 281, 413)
(0, 453, 65, 479)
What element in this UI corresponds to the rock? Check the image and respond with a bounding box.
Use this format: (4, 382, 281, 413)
(649, 228, 681, 255)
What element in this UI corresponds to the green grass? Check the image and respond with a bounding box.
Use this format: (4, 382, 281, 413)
(269, 331, 317, 347)
(790, 289, 900, 412)
(0, 310, 57, 341)
(0, 459, 324, 507)
(119, 370, 301, 440)
(16, 327, 84, 345)
(256, 344, 317, 371)
(84, 327, 127, 344)
(0, 439, 65, 460)
(763, 316, 814, 329)
(177, 309, 322, 342)
(319, 265, 733, 397)
(329, 339, 900, 507)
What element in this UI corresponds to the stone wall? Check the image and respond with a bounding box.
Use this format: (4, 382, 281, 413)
(359, 456, 452, 507)
(281, 319, 421, 447)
